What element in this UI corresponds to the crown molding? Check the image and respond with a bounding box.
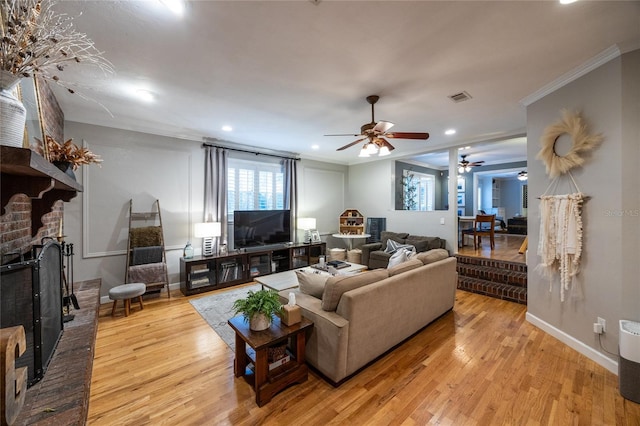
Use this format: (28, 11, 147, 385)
(520, 44, 623, 107)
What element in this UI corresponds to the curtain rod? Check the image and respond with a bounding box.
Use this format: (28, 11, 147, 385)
(202, 143, 300, 161)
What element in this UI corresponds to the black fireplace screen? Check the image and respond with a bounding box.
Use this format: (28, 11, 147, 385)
(1, 241, 63, 386)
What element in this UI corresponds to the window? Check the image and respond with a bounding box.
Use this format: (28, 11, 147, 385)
(227, 158, 285, 218)
(404, 170, 435, 211)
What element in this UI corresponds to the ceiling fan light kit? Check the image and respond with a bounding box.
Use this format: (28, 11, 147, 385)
(328, 95, 430, 156)
(458, 154, 484, 173)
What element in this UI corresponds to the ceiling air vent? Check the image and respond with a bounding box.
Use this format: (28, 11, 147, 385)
(448, 91, 472, 103)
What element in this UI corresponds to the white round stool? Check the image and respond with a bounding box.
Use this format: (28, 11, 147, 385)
(109, 283, 146, 317)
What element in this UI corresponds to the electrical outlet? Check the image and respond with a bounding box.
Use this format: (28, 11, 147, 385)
(597, 317, 606, 333)
(593, 323, 603, 334)
(440, 217, 445, 225)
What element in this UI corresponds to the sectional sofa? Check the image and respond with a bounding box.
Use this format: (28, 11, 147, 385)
(279, 249, 457, 385)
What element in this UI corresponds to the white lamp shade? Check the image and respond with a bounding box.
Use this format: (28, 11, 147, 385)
(194, 222, 221, 238)
(378, 146, 391, 156)
(298, 217, 316, 230)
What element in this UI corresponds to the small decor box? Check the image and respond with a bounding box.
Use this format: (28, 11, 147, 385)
(281, 305, 301, 326)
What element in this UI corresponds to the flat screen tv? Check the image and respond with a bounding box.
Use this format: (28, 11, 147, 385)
(233, 210, 291, 249)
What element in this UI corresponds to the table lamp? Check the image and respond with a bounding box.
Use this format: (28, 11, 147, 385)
(194, 222, 221, 256)
(298, 217, 316, 244)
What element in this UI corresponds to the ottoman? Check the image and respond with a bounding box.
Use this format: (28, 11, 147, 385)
(109, 282, 146, 317)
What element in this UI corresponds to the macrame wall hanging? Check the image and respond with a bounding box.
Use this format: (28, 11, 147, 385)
(535, 110, 602, 301)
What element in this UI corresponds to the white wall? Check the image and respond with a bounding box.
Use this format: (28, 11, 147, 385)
(298, 158, 349, 239)
(62, 123, 348, 298)
(346, 159, 457, 252)
(525, 49, 640, 373)
(63, 122, 204, 298)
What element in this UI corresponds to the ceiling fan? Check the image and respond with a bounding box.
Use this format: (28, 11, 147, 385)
(458, 154, 485, 173)
(325, 95, 429, 157)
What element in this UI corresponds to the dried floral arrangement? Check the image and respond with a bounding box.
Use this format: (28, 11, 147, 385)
(0, 0, 113, 93)
(43, 135, 102, 170)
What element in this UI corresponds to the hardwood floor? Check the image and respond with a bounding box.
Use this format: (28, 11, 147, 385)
(88, 287, 640, 425)
(458, 233, 527, 263)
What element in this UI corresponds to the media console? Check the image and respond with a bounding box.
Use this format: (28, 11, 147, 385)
(180, 242, 326, 296)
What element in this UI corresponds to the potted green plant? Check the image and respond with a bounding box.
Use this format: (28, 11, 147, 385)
(232, 289, 283, 331)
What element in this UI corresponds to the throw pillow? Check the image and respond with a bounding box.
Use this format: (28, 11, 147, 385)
(321, 269, 389, 311)
(387, 249, 408, 268)
(415, 248, 449, 265)
(295, 270, 328, 299)
(384, 239, 415, 254)
(388, 258, 423, 276)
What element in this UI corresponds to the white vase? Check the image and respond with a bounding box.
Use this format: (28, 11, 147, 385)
(0, 71, 27, 148)
(249, 313, 272, 331)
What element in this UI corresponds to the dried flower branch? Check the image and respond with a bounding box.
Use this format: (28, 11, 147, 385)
(0, 0, 113, 93)
(42, 135, 102, 170)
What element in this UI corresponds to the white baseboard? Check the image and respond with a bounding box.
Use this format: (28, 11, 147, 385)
(526, 312, 618, 375)
(99, 282, 181, 305)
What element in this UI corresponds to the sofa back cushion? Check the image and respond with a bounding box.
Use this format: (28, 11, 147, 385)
(388, 258, 423, 276)
(406, 236, 444, 252)
(380, 231, 409, 247)
(321, 269, 389, 311)
(415, 248, 450, 265)
(296, 270, 329, 299)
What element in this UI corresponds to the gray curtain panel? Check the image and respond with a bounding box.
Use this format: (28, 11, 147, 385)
(204, 146, 228, 251)
(282, 158, 298, 241)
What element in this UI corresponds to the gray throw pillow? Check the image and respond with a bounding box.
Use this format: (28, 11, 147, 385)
(295, 270, 329, 299)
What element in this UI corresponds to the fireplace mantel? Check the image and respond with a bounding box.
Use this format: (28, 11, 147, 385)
(1, 146, 83, 235)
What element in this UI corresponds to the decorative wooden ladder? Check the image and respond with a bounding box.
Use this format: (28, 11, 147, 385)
(125, 199, 170, 298)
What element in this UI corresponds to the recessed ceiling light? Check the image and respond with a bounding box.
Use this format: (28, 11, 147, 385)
(311, 144, 319, 150)
(559, 0, 578, 4)
(136, 89, 155, 102)
(445, 129, 456, 135)
(159, 0, 185, 16)
(222, 125, 233, 132)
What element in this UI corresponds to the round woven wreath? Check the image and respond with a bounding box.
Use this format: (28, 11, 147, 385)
(536, 110, 603, 178)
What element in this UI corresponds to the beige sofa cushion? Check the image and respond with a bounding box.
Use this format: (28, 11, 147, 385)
(388, 258, 423, 276)
(322, 269, 389, 311)
(416, 248, 450, 265)
(296, 270, 329, 299)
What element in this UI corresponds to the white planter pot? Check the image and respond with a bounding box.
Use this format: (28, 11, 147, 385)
(249, 313, 272, 331)
(0, 72, 26, 148)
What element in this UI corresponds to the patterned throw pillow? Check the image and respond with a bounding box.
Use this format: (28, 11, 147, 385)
(384, 239, 415, 254)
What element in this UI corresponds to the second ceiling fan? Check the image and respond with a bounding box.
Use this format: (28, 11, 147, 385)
(458, 154, 485, 173)
(326, 95, 430, 157)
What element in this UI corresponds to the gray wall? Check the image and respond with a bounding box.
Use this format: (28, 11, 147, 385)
(526, 49, 640, 373)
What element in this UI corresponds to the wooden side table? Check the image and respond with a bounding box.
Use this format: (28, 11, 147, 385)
(228, 315, 313, 406)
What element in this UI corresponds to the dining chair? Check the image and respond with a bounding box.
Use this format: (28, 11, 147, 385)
(470, 214, 496, 250)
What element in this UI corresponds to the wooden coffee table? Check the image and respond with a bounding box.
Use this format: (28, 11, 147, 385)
(228, 315, 313, 406)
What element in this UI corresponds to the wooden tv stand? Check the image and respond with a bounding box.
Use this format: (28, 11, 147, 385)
(180, 242, 326, 295)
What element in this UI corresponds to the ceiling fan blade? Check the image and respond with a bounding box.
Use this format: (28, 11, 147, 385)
(336, 137, 367, 151)
(469, 161, 485, 166)
(325, 133, 362, 137)
(385, 132, 430, 140)
(373, 121, 394, 133)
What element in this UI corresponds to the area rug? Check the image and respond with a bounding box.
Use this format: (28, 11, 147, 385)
(189, 284, 261, 351)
